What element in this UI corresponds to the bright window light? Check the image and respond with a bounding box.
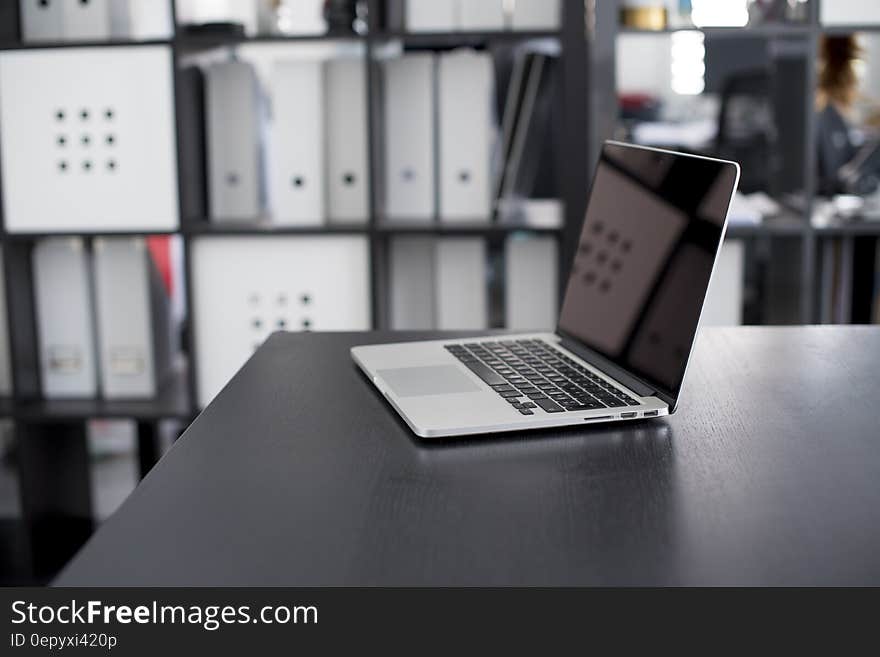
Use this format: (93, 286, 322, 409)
(671, 31, 706, 95)
(691, 0, 749, 28)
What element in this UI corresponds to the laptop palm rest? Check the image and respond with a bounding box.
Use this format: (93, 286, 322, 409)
(378, 366, 480, 397)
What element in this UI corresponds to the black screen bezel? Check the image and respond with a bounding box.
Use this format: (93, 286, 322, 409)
(556, 141, 740, 410)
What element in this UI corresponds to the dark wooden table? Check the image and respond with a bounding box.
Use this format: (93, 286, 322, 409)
(56, 328, 880, 586)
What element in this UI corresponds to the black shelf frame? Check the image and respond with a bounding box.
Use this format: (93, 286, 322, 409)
(3, 367, 194, 423)
(173, 32, 366, 53)
(0, 38, 171, 52)
(812, 222, 880, 236)
(617, 24, 814, 38)
(181, 222, 370, 236)
(821, 24, 880, 35)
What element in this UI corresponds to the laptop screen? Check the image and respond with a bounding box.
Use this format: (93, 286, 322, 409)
(557, 142, 739, 403)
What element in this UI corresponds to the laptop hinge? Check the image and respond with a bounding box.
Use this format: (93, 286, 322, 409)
(555, 333, 659, 399)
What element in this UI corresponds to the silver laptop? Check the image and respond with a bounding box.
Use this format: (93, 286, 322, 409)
(352, 142, 740, 438)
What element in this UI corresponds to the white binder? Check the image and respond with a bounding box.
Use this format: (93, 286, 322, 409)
(32, 238, 98, 398)
(405, 0, 456, 32)
(390, 237, 436, 329)
(20, 0, 64, 42)
(700, 239, 744, 327)
(435, 238, 488, 329)
(505, 236, 558, 330)
(325, 58, 369, 224)
(93, 238, 172, 399)
(0, 46, 179, 233)
(438, 50, 494, 222)
(191, 236, 371, 407)
(269, 60, 325, 226)
(177, 0, 258, 35)
(61, 0, 111, 41)
(384, 54, 436, 222)
(206, 60, 263, 222)
(821, 0, 880, 25)
(127, 0, 173, 39)
(0, 249, 12, 397)
(459, 0, 505, 30)
(511, 0, 561, 30)
(271, 0, 327, 34)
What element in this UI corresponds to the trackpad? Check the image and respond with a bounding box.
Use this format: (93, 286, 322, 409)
(378, 365, 481, 397)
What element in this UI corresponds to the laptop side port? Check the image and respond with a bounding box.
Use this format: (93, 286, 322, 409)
(621, 412, 637, 419)
(643, 410, 659, 417)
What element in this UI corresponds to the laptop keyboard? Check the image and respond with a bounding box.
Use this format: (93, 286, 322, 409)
(444, 339, 641, 416)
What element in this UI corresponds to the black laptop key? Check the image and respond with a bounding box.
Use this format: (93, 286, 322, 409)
(492, 384, 515, 393)
(534, 398, 563, 413)
(526, 393, 548, 401)
(565, 402, 603, 412)
(500, 390, 522, 398)
(462, 360, 506, 386)
(519, 409, 534, 416)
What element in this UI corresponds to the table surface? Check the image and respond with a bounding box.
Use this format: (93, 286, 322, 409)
(56, 327, 880, 586)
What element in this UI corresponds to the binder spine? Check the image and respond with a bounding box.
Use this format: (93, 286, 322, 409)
(20, 0, 64, 42)
(205, 60, 264, 222)
(326, 58, 370, 224)
(270, 60, 325, 226)
(383, 54, 437, 222)
(32, 238, 98, 398)
(438, 51, 494, 223)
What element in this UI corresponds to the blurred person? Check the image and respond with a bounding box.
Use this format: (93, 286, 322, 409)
(816, 35, 880, 196)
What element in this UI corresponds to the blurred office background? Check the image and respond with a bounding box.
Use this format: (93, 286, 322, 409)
(0, 0, 879, 583)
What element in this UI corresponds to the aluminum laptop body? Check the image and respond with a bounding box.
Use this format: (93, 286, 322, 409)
(352, 142, 741, 438)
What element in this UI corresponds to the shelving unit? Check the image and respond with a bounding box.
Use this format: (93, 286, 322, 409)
(602, 0, 880, 326)
(0, 0, 586, 579)
(0, 1, 581, 410)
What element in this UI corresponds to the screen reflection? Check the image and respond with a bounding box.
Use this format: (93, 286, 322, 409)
(558, 142, 738, 398)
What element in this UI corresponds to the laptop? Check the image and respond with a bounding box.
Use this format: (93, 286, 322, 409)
(352, 141, 740, 438)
